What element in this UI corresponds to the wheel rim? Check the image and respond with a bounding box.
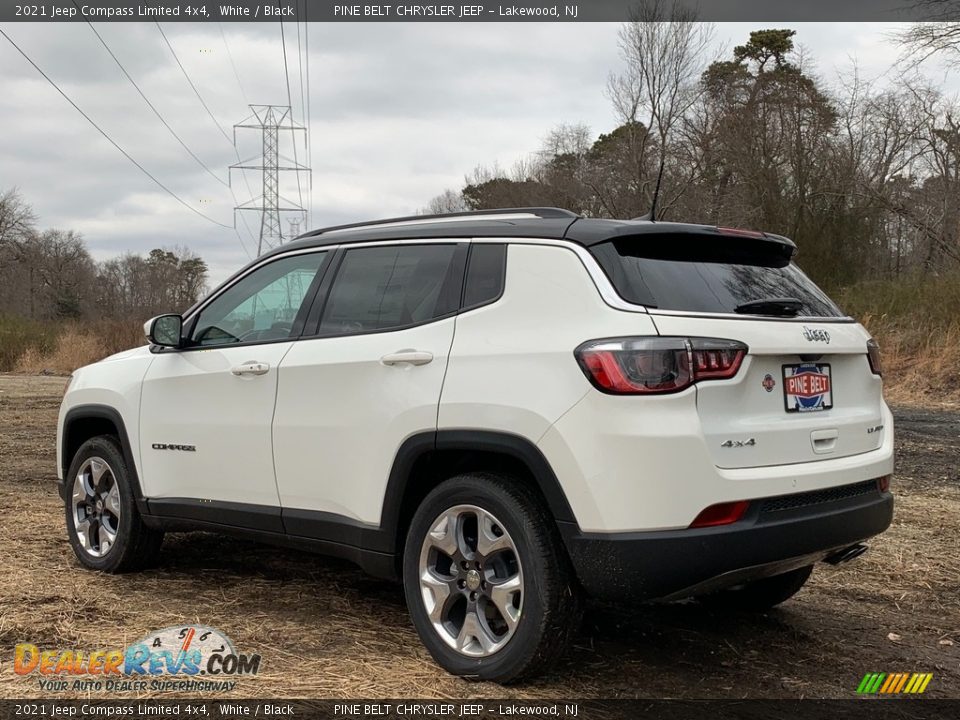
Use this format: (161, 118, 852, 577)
(71, 457, 121, 558)
(418, 504, 523, 657)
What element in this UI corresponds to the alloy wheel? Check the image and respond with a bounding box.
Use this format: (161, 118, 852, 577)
(418, 504, 523, 657)
(71, 457, 122, 557)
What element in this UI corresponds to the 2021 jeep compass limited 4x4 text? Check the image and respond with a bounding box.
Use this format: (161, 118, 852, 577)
(57, 208, 893, 682)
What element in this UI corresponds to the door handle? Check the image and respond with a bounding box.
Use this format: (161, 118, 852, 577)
(231, 361, 270, 376)
(380, 350, 433, 366)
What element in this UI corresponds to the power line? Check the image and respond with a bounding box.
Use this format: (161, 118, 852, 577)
(155, 22, 235, 147)
(77, 12, 229, 189)
(219, 21, 249, 107)
(0, 27, 233, 229)
(277, 5, 305, 216)
(154, 21, 258, 255)
(295, 4, 308, 227)
(295, 9, 305, 124)
(305, 5, 314, 230)
(80, 15, 253, 258)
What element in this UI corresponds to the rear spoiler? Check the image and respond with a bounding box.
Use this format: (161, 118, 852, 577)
(565, 219, 797, 266)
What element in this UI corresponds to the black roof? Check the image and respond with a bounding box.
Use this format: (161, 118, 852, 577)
(258, 207, 796, 262)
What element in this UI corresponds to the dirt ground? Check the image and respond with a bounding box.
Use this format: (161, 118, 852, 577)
(0, 374, 956, 699)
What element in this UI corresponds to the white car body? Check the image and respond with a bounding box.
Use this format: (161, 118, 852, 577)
(58, 209, 894, 602)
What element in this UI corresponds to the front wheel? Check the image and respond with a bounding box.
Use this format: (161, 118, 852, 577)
(64, 435, 164, 573)
(403, 473, 581, 683)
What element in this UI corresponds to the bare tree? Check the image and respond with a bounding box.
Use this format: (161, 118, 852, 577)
(423, 189, 469, 215)
(0, 188, 36, 260)
(606, 0, 716, 217)
(895, 22, 960, 68)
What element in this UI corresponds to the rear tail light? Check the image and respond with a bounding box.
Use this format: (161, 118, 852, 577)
(575, 337, 747, 395)
(689, 500, 750, 528)
(867, 339, 882, 376)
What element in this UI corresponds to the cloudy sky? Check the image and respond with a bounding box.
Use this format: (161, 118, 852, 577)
(1, 21, 956, 284)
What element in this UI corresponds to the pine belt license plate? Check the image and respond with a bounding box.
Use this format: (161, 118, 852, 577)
(782, 363, 833, 413)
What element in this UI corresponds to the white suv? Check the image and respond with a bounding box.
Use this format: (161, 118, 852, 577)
(57, 208, 894, 682)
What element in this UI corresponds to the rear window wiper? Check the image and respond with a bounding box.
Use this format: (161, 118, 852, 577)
(734, 297, 803, 317)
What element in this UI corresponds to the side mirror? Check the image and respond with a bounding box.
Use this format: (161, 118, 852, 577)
(144, 314, 183, 348)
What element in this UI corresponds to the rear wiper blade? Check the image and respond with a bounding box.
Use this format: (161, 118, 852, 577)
(734, 297, 803, 316)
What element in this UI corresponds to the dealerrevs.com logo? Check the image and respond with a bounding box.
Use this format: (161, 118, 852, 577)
(15, 625, 260, 693)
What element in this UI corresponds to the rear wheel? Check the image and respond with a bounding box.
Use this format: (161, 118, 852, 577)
(700, 565, 814, 611)
(403, 473, 581, 682)
(64, 435, 164, 573)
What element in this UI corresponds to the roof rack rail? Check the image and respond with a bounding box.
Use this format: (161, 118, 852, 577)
(301, 207, 579, 238)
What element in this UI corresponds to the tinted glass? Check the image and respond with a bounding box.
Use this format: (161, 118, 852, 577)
(320, 244, 459, 334)
(591, 240, 843, 317)
(191, 252, 328, 346)
(462, 244, 506, 308)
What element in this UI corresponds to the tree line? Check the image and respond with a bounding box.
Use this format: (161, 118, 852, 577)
(0, 188, 208, 322)
(427, 10, 960, 292)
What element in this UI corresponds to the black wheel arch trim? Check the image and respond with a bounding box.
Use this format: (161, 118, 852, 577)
(60, 404, 148, 514)
(378, 429, 578, 547)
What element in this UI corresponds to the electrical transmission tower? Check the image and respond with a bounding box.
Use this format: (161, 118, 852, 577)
(231, 105, 310, 256)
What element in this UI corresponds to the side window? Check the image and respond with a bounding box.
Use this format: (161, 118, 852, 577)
(319, 244, 459, 335)
(462, 244, 506, 309)
(190, 251, 328, 346)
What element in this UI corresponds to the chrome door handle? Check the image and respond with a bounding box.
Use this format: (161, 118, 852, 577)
(380, 350, 434, 366)
(231, 361, 270, 376)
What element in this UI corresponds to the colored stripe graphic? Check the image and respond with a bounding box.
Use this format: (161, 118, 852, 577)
(893, 673, 909, 693)
(857, 672, 933, 694)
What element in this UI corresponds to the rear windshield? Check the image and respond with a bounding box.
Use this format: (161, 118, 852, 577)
(590, 238, 843, 318)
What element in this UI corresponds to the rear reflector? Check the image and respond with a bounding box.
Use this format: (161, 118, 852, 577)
(689, 500, 750, 528)
(877, 475, 891, 493)
(575, 337, 747, 395)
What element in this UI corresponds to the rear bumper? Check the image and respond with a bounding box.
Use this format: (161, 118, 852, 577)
(559, 480, 893, 601)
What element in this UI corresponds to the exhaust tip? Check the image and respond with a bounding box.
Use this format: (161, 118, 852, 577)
(825, 543, 868, 565)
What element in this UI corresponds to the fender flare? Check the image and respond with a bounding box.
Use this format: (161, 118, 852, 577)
(61, 404, 147, 509)
(378, 429, 578, 554)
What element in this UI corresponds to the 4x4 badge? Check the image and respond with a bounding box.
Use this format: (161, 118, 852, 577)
(720, 438, 756, 448)
(802, 326, 831, 343)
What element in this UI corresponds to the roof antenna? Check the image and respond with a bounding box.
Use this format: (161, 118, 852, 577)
(632, 156, 665, 222)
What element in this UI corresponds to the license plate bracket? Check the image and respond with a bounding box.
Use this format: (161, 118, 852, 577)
(782, 363, 833, 413)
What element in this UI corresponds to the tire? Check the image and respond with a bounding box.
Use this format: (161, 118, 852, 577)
(403, 473, 582, 683)
(700, 565, 814, 611)
(64, 435, 164, 573)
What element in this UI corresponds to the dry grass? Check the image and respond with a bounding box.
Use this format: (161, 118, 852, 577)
(14, 321, 143, 375)
(0, 376, 957, 699)
(840, 272, 960, 408)
(866, 320, 960, 409)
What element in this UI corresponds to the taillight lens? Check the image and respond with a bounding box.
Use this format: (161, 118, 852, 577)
(867, 338, 882, 376)
(575, 337, 747, 395)
(689, 500, 750, 528)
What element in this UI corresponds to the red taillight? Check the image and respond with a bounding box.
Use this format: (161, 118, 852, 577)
(867, 338, 882, 376)
(689, 500, 750, 528)
(575, 337, 747, 395)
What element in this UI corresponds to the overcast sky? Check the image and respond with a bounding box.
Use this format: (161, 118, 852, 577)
(1, 21, 957, 284)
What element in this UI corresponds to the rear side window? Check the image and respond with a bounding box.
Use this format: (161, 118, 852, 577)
(590, 238, 843, 317)
(319, 244, 460, 334)
(462, 244, 506, 309)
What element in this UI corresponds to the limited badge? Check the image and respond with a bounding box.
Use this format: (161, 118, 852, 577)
(762, 373, 776, 393)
